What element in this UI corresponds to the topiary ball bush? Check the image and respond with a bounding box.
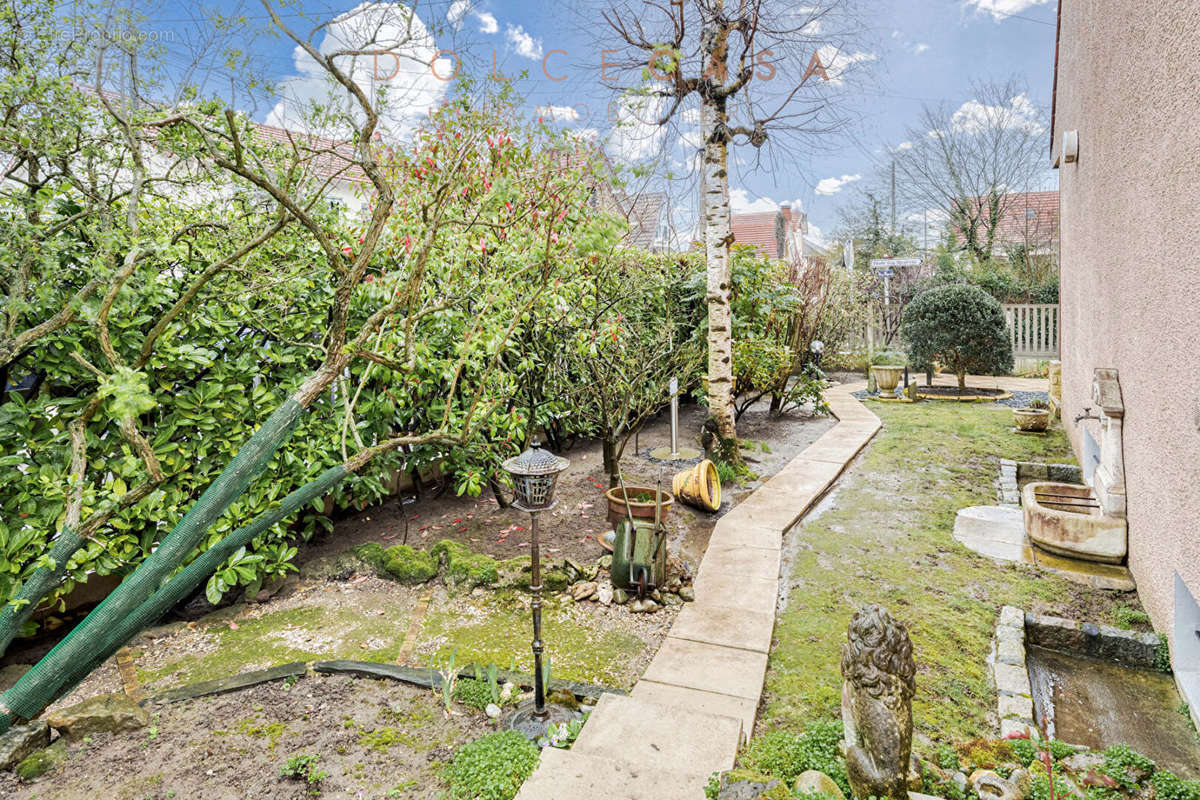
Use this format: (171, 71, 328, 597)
(900, 284, 1013, 390)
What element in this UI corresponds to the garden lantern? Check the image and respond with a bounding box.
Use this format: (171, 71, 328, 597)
(501, 440, 573, 738)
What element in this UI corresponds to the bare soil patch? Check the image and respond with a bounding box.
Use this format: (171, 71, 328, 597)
(0, 673, 491, 800)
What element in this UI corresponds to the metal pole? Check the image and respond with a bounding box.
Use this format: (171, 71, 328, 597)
(669, 377, 679, 457)
(529, 510, 546, 718)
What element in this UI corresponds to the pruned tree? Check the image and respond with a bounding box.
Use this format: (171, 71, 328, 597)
(594, 0, 863, 462)
(893, 79, 1048, 265)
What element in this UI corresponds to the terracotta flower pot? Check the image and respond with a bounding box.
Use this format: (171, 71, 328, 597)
(605, 486, 673, 527)
(870, 365, 904, 395)
(1014, 408, 1051, 433)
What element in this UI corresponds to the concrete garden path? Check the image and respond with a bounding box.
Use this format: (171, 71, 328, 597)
(516, 383, 880, 799)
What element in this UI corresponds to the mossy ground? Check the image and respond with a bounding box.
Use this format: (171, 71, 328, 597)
(136, 603, 416, 689)
(418, 589, 647, 688)
(761, 402, 1136, 746)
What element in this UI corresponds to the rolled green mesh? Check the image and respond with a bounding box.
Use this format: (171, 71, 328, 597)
(0, 528, 87, 657)
(63, 464, 349, 693)
(0, 398, 306, 729)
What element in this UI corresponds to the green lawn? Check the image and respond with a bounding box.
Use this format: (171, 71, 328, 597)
(759, 401, 1135, 746)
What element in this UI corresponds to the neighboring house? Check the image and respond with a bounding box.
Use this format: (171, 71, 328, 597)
(988, 190, 1059, 257)
(950, 190, 1060, 261)
(731, 203, 827, 263)
(1051, 0, 1200, 712)
(250, 122, 368, 211)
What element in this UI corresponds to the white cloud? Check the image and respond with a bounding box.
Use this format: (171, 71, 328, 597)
(814, 46, 876, 85)
(814, 173, 862, 195)
(807, 221, 828, 249)
(950, 92, 1044, 134)
(895, 140, 914, 151)
(263, 2, 449, 141)
(446, 0, 471, 28)
(567, 128, 599, 142)
(964, 0, 1053, 21)
(505, 24, 542, 60)
(476, 11, 498, 34)
(913, 43, 930, 54)
(606, 94, 668, 163)
(536, 105, 580, 122)
(729, 189, 780, 214)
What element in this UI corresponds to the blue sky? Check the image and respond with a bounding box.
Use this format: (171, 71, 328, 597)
(152, 0, 1060, 245)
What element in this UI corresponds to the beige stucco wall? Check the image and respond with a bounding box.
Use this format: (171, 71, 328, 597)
(1053, 1, 1200, 650)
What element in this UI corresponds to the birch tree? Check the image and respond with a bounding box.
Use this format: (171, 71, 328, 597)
(596, 0, 862, 461)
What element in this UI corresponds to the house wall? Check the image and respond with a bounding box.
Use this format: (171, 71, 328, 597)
(1053, 2, 1200, 653)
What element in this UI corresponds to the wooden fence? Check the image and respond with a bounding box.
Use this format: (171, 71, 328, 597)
(1003, 303, 1059, 359)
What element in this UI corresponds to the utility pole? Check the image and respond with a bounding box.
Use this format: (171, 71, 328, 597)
(890, 160, 897, 235)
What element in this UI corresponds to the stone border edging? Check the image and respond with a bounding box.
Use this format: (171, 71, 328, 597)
(146, 660, 623, 706)
(1024, 612, 1161, 671)
(991, 606, 1036, 737)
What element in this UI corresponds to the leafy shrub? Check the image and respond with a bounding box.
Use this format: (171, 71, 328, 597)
(901, 284, 1014, 390)
(740, 721, 849, 794)
(1112, 606, 1150, 629)
(1156, 634, 1173, 673)
(452, 678, 493, 710)
(1026, 398, 1050, 410)
(1028, 759, 1075, 800)
(870, 350, 908, 367)
(1010, 736, 1037, 766)
(442, 731, 540, 800)
(1151, 769, 1200, 800)
(1099, 744, 1156, 791)
(936, 743, 961, 770)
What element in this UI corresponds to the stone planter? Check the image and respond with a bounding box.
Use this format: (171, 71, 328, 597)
(870, 365, 904, 395)
(1013, 408, 1051, 433)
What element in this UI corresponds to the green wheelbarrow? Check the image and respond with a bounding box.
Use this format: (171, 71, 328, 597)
(610, 474, 668, 598)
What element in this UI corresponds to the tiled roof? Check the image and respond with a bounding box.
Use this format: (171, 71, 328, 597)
(249, 122, 368, 185)
(990, 190, 1059, 248)
(731, 211, 784, 259)
(623, 192, 668, 251)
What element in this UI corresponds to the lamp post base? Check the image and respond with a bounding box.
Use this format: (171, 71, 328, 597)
(505, 700, 578, 741)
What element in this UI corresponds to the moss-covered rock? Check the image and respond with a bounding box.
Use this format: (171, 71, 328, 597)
(431, 540, 499, 589)
(355, 543, 437, 585)
(497, 556, 569, 592)
(956, 738, 1016, 771)
(16, 740, 67, 782)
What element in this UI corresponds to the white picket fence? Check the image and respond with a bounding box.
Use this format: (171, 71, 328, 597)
(1003, 304, 1059, 359)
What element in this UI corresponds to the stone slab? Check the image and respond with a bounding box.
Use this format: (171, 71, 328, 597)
(516, 747, 710, 800)
(799, 425, 879, 464)
(669, 602, 775, 653)
(707, 523, 783, 551)
(572, 693, 740, 771)
(992, 661, 1032, 697)
(997, 692, 1034, 720)
(696, 545, 782, 582)
(631, 680, 758, 741)
(642, 637, 769, 700)
(691, 572, 778, 616)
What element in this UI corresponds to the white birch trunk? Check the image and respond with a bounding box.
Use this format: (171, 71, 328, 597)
(701, 100, 737, 445)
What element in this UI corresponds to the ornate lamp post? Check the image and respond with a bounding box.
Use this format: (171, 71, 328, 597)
(501, 440, 574, 739)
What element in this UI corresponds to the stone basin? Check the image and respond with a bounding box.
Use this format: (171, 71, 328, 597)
(1022, 481, 1126, 564)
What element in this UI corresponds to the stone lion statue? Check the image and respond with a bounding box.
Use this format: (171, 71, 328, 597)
(840, 605, 917, 800)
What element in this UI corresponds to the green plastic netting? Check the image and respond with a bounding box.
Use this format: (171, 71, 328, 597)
(63, 463, 349, 695)
(0, 398, 306, 729)
(0, 528, 87, 656)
